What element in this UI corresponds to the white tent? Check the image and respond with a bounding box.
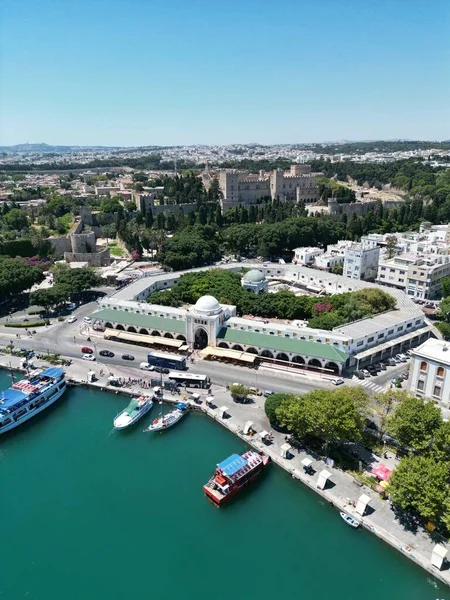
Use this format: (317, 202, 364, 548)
(301, 458, 313, 468)
(219, 406, 229, 419)
(280, 443, 291, 458)
(316, 469, 332, 490)
(355, 493, 371, 516)
(87, 371, 96, 383)
(205, 395, 214, 406)
(431, 544, 448, 570)
(243, 421, 254, 435)
(259, 430, 269, 439)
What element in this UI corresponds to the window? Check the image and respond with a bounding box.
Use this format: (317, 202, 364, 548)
(420, 361, 428, 373)
(388, 329, 394, 335)
(368, 337, 374, 342)
(437, 367, 445, 378)
(398, 326, 404, 332)
(357, 341, 364, 347)
(417, 379, 425, 391)
(378, 333, 384, 339)
(433, 385, 442, 398)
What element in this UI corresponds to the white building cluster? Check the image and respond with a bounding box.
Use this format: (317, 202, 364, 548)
(293, 223, 450, 298)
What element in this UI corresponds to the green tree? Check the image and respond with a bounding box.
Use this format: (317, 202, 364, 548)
(2, 208, 29, 231)
(264, 393, 294, 426)
(389, 455, 449, 521)
(0, 257, 44, 298)
(276, 387, 368, 445)
(436, 321, 450, 341)
(374, 389, 407, 441)
(440, 277, 450, 299)
(53, 266, 102, 298)
(229, 384, 250, 401)
(385, 235, 398, 259)
(388, 395, 442, 452)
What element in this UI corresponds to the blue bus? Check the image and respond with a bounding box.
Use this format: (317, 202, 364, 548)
(146, 351, 187, 371)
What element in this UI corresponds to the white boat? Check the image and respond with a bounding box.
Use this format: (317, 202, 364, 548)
(340, 512, 360, 528)
(114, 396, 153, 430)
(144, 402, 187, 432)
(0, 367, 66, 434)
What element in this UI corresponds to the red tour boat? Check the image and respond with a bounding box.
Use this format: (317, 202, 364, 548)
(203, 450, 270, 506)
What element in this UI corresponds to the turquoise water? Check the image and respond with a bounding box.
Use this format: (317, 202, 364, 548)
(1, 372, 449, 600)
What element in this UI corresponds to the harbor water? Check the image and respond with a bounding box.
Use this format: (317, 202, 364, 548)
(1, 373, 449, 600)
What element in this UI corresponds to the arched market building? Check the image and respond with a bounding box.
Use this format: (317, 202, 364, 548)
(91, 261, 432, 375)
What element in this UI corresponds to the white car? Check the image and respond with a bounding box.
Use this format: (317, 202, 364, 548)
(331, 378, 344, 386)
(83, 316, 92, 323)
(67, 316, 77, 323)
(83, 354, 96, 361)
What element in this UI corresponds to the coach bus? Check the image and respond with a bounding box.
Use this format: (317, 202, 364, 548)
(167, 371, 211, 389)
(146, 351, 187, 371)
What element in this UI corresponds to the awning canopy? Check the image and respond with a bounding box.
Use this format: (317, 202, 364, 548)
(317, 469, 332, 490)
(301, 458, 313, 467)
(432, 544, 448, 570)
(104, 328, 184, 349)
(200, 346, 257, 364)
(371, 463, 392, 481)
(243, 421, 254, 435)
(259, 430, 269, 439)
(355, 493, 371, 516)
(219, 406, 229, 418)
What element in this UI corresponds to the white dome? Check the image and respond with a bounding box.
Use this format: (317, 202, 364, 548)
(194, 295, 220, 313)
(243, 269, 265, 283)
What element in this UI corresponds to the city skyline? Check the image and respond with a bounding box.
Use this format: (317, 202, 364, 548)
(1, 0, 449, 146)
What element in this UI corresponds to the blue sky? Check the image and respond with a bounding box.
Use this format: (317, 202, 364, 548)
(1, 0, 449, 146)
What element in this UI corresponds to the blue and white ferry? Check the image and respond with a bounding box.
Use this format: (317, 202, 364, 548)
(0, 367, 66, 434)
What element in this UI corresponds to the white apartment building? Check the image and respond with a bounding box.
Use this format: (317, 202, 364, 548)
(409, 338, 450, 405)
(377, 254, 450, 300)
(343, 243, 380, 281)
(293, 247, 324, 266)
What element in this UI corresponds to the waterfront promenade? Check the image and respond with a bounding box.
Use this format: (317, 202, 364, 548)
(1, 353, 449, 587)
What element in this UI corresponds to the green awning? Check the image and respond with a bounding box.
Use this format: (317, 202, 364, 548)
(92, 308, 186, 334)
(217, 327, 347, 363)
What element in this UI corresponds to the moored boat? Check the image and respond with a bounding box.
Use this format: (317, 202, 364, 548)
(203, 450, 270, 506)
(340, 512, 360, 528)
(144, 402, 187, 432)
(0, 367, 66, 434)
(114, 396, 153, 430)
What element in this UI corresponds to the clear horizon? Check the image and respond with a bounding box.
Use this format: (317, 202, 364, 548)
(1, 0, 449, 146)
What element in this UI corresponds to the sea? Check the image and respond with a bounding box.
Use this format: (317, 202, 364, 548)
(1, 371, 449, 600)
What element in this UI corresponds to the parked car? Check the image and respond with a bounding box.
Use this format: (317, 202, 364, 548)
(361, 369, 371, 378)
(354, 370, 365, 380)
(396, 353, 408, 363)
(67, 316, 77, 323)
(83, 354, 96, 361)
(122, 354, 135, 361)
(99, 350, 114, 358)
(66, 303, 77, 311)
(331, 378, 344, 386)
(401, 371, 409, 380)
(81, 346, 93, 354)
(264, 390, 274, 397)
(83, 316, 92, 323)
(387, 358, 397, 366)
(379, 362, 387, 370)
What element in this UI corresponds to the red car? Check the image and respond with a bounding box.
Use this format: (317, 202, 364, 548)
(81, 346, 93, 354)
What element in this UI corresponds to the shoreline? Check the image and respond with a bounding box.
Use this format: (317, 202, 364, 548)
(2, 363, 450, 588)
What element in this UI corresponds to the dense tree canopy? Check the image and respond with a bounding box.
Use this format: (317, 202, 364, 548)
(0, 257, 44, 298)
(388, 395, 442, 452)
(274, 387, 369, 444)
(148, 269, 395, 329)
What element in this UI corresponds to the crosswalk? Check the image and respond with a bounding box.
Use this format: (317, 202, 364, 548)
(352, 377, 387, 395)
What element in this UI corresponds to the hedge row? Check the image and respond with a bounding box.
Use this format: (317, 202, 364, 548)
(5, 321, 46, 328)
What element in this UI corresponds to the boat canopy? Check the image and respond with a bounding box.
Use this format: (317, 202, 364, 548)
(175, 402, 187, 410)
(0, 387, 27, 411)
(218, 454, 248, 477)
(41, 367, 64, 379)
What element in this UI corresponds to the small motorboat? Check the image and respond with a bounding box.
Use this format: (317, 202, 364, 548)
(114, 396, 153, 430)
(340, 512, 360, 528)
